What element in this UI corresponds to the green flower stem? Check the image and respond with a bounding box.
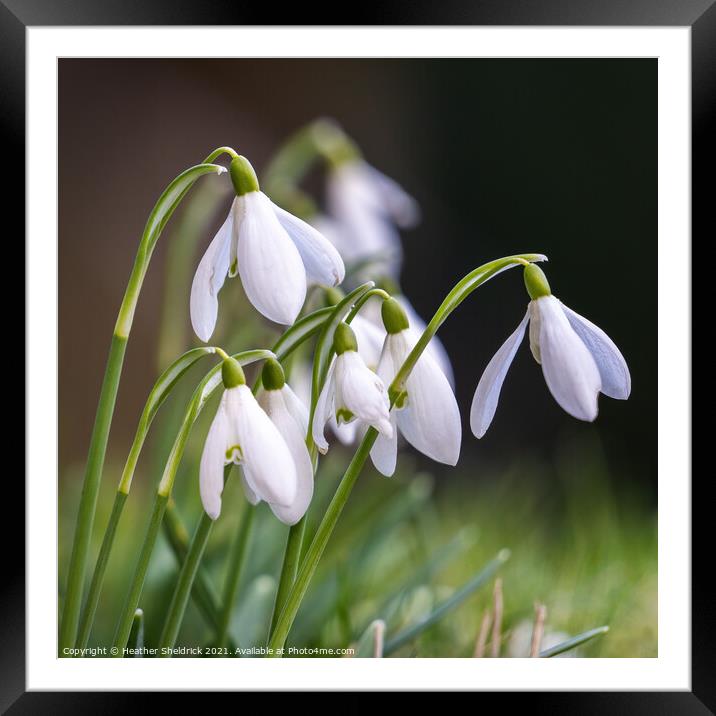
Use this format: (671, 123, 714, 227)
(268, 429, 379, 654)
(112, 493, 169, 655)
(127, 609, 144, 655)
(158, 509, 217, 651)
(75, 491, 127, 649)
(75, 348, 218, 648)
(111, 350, 271, 654)
(60, 157, 229, 652)
(267, 254, 547, 654)
(217, 505, 256, 648)
(59, 333, 126, 653)
(269, 516, 307, 637)
(389, 254, 546, 398)
(345, 288, 391, 321)
(163, 500, 240, 652)
(267, 285, 374, 639)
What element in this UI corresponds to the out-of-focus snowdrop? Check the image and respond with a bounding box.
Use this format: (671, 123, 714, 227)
(471, 264, 631, 438)
(191, 156, 345, 341)
(312, 120, 419, 278)
(199, 354, 297, 522)
(370, 299, 461, 477)
(254, 359, 313, 525)
(312, 322, 393, 454)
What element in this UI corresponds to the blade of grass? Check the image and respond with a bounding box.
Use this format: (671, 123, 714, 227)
(383, 549, 510, 656)
(539, 625, 609, 657)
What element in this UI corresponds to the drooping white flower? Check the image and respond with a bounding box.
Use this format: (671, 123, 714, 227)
(312, 323, 393, 454)
(199, 357, 297, 521)
(255, 360, 313, 525)
(359, 293, 455, 387)
(191, 156, 345, 341)
(370, 298, 461, 477)
(325, 159, 419, 278)
(470, 265, 630, 438)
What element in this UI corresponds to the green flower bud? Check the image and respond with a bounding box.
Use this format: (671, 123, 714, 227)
(523, 263, 552, 300)
(229, 155, 260, 196)
(333, 322, 358, 355)
(381, 297, 410, 334)
(261, 358, 286, 391)
(324, 286, 345, 307)
(311, 119, 361, 168)
(221, 356, 246, 389)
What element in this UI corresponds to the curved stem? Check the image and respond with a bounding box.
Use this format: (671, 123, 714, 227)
(269, 516, 307, 638)
(389, 254, 545, 396)
(112, 494, 169, 654)
(59, 334, 126, 653)
(162, 500, 240, 651)
(75, 348, 218, 647)
(75, 491, 127, 649)
(59, 158, 227, 652)
(158, 510, 216, 651)
(267, 253, 546, 653)
(268, 429, 378, 654)
(217, 506, 256, 648)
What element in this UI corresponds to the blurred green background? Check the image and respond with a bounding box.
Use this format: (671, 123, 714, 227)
(59, 59, 656, 657)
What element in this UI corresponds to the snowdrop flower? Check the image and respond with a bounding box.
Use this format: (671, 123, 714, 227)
(314, 120, 418, 278)
(312, 322, 393, 454)
(253, 359, 314, 525)
(370, 299, 461, 477)
(471, 264, 631, 438)
(360, 291, 455, 387)
(199, 354, 298, 521)
(191, 155, 345, 341)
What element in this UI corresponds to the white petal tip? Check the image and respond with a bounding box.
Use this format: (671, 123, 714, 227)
(204, 505, 220, 520)
(216, 166, 227, 175)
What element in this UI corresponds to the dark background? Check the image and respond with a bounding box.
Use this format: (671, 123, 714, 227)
(58, 58, 656, 494)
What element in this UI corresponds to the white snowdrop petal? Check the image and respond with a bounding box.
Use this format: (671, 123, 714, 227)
(279, 384, 310, 436)
(272, 202, 345, 287)
(327, 163, 403, 275)
(258, 389, 314, 525)
(312, 361, 336, 454)
(331, 414, 361, 446)
(395, 336, 462, 465)
(190, 208, 233, 342)
(470, 310, 530, 439)
(560, 302, 631, 400)
(237, 192, 307, 325)
(370, 413, 398, 477)
(365, 163, 420, 227)
(336, 351, 393, 438)
(199, 403, 230, 520)
(536, 296, 601, 422)
(241, 470, 261, 506)
(228, 386, 298, 507)
(352, 315, 387, 371)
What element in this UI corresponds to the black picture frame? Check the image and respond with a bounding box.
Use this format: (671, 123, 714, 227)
(6, 1, 708, 709)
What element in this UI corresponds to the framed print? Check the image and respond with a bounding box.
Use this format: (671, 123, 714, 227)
(7, 1, 708, 708)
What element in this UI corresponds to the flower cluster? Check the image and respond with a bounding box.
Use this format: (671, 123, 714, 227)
(192, 144, 630, 526)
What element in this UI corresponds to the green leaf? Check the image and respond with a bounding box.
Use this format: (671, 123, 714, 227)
(539, 625, 609, 657)
(383, 549, 511, 656)
(127, 609, 144, 657)
(117, 347, 216, 494)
